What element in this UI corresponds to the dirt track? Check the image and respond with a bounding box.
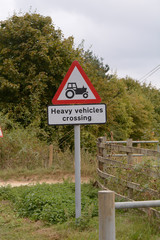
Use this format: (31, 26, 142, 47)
(0, 175, 91, 187)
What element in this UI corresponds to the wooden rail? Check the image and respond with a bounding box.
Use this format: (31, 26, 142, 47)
(97, 168, 159, 197)
(98, 143, 160, 157)
(97, 156, 160, 178)
(97, 137, 160, 209)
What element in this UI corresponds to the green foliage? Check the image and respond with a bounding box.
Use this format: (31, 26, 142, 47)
(0, 12, 160, 149)
(0, 113, 49, 169)
(123, 78, 155, 139)
(0, 113, 97, 174)
(141, 84, 160, 138)
(1, 200, 160, 240)
(103, 77, 157, 140)
(0, 182, 99, 224)
(0, 12, 79, 128)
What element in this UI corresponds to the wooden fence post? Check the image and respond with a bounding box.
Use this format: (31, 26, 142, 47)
(157, 143, 160, 166)
(48, 144, 53, 168)
(99, 190, 115, 240)
(127, 139, 133, 198)
(137, 141, 142, 164)
(98, 137, 106, 171)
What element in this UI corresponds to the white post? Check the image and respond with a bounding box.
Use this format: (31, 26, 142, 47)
(99, 190, 115, 240)
(74, 125, 81, 219)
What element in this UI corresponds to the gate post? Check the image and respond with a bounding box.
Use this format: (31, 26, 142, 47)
(99, 190, 115, 240)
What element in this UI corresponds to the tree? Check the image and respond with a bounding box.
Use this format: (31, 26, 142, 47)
(0, 13, 79, 127)
(0, 12, 159, 147)
(141, 84, 160, 138)
(123, 78, 155, 140)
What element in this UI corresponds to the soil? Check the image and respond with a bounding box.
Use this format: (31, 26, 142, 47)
(0, 174, 91, 187)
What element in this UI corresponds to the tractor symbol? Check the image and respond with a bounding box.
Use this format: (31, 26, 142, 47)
(65, 82, 88, 99)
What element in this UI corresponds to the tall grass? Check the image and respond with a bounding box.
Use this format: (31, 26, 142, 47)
(0, 127, 48, 169)
(51, 145, 97, 176)
(0, 121, 97, 179)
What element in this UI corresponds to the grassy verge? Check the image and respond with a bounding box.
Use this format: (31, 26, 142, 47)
(0, 200, 97, 240)
(0, 120, 97, 179)
(0, 167, 72, 181)
(0, 145, 97, 181)
(0, 183, 98, 224)
(0, 200, 160, 240)
(0, 183, 160, 240)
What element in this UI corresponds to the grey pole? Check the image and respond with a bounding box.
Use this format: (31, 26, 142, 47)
(74, 125, 81, 219)
(115, 200, 160, 209)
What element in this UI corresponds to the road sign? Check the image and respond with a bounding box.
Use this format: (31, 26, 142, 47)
(52, 61, 101, 104)
(48, 104, 106, 125)
(50, 61, 106, 220)
(0, 128, 3, 138)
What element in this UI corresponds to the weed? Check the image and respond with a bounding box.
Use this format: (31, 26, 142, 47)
(0, 182, 99, 224)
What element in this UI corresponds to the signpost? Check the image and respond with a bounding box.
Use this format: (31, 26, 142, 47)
(48, 61, 107, 219)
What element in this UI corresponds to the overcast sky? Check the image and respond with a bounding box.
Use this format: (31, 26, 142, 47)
(0, 0, 160, 89)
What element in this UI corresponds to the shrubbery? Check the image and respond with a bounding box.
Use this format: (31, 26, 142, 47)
(0, 182, 99, 224)
(1, 12, 160, 148)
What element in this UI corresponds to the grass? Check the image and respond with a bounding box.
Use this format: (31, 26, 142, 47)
(0, 199, 97, 240)
(116, 210, 160, 240)
(0, 200, 49, 240)
(0, 200, 160, 240)
(0, 167, 54, 181)
(0, 124, 159, 239)
(0, 146, 97, 182)
(0, 131, 97, 182)
(0, 122, 97, 178)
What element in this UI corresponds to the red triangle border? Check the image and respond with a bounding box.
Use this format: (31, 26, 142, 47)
(0, 128, 3, 138)
(52, 61, 101, 105)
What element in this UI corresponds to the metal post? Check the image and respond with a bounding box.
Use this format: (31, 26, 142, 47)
(115, 200, 160, 209)
(98, 190, 115, 240)
(74, 125, 81, 219)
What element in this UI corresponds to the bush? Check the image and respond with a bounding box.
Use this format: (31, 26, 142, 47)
(0, 182, 99, 224)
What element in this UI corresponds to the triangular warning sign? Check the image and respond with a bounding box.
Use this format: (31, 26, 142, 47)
(0, 128, 3, 138)
(52, 61, 101, 104)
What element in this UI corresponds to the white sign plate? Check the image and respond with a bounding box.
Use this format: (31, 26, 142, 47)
(48, 104, 106, 125)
